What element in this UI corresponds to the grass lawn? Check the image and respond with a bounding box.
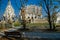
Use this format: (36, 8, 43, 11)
(26, 23, 49, 27)
(13, 22, 21, 27)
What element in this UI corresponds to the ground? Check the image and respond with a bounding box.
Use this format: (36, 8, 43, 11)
(0, 23, 60, 40)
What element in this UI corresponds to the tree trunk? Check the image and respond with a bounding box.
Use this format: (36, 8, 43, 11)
(21, 8, 26, 30)
(52, 20, 56, 30)
(48, 12, 52, 30)
(22, 20, 26, 29)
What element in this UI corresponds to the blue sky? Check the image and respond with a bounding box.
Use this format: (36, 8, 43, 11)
(0, 0, 60, 20)
(0, 0, 41, 20)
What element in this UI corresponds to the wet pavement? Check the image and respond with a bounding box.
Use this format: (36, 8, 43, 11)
(0, 27, 60, 40)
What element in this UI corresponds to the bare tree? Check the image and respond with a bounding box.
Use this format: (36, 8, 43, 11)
(39, 0, 60, 30)
(51, 6, 60, 30)
(15, 0, 28, 30)
(42, 0, 52, 30)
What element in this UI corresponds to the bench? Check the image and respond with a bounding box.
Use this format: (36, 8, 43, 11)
(4, 31, 22, 39)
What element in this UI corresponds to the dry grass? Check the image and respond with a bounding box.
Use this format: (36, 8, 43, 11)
(0, 37, 16, 40)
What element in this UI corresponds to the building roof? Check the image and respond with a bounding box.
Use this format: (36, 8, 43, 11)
(3, 0, 15, 18)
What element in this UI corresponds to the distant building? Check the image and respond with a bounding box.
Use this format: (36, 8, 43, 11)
(3, 0, 15, 23)
(19, 5, 43, 23)
(56, 12, 60, 23)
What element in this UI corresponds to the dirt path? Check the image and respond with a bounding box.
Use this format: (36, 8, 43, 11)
(0, 37, 16, 40)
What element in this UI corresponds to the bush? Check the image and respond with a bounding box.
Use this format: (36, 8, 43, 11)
(56, 24, 60, 27)
(26, 23, 49, 27)
(14, 20, 21, 26)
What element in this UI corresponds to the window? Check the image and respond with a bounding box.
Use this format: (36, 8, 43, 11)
(35, 16, 37, 18)
(28, 17, 30, 19)
(32, 17, 33, 19)
(58, 20, 60, 23)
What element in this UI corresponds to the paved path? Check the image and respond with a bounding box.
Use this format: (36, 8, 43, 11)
(22, 31, 60, 38)
(0, 27, 60, 39)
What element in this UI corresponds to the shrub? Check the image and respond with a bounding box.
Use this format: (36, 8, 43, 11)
(14, 20, 21, 26)
(56, 24, 60, 27)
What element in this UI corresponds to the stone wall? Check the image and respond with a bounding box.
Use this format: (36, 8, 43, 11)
(26, 19, 48, 23)
(33, 19, 48, 23)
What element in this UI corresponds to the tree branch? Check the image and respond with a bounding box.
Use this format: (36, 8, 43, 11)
(15, 0, 21, 10)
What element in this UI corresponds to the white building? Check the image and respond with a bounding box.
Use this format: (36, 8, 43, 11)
(19, 5, 42, 23)
(3, 0, 15, 23)
(56, 12, 60, 23)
